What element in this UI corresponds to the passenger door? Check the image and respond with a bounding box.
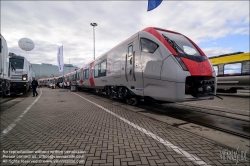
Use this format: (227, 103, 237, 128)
(125, 45, 135, 82)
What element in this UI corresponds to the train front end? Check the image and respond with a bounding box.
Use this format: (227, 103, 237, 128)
(143, 27, 216, 102)
(9, 54, 31, 94)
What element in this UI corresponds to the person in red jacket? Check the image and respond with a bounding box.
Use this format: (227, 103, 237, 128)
(31, 77, 38, 97)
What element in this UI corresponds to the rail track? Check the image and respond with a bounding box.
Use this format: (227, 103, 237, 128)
(80, 90, 250, 140)
(139, 102, 250, 140)
(0, 92, 31, 114)
(0, 97, 15, 105)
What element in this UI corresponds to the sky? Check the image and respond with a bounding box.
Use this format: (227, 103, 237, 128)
(1, 1, 249, 68)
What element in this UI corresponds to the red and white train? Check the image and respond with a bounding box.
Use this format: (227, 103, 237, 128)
(39, 27, 217, 105)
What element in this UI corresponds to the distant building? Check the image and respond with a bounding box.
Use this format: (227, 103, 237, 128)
(32, 63, 78, 79)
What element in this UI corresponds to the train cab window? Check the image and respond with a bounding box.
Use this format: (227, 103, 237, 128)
(183, 46, 198, 56)
(128, 45, 133, 57)
(242, 61, 250, 74)
(9, 58, 24, 69)
(224, 63, 242, 75)
(94, 65, 99, 77)
(159, 31, 201, 57)
(213, 66, 218, 76)
(140, 38, 158, 53)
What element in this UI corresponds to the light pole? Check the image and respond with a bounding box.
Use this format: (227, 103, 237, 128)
(90, 23, 97, 60)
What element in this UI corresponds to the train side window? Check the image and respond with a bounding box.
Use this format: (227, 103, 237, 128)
(83, 70, 85, 79)
(77, 73, 80, 80)
(224, 63, 242, 75)
(0, 38, 2, 53)
(140, 38, 159, 53)
(242, 61, 250, 74)
(72, 74, 76, 81)
(128, 45, 133, 57)
(100, 60, 107, 77)
(213, 66, 218, 76)
(94, 65, 99, 78)
(85, 69, 89, 79)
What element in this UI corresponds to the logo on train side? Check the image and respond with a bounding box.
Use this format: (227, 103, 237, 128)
(198, 64, 205, 73)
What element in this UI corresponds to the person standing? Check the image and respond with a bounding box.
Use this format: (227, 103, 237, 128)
(32, 77, 38, 97)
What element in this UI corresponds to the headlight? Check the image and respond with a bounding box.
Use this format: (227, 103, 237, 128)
(22, 75, 27, 81)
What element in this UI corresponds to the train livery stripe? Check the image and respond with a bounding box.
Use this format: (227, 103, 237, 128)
(142, 27, 178, 55)
(73, 92, 209, 166)
(89, 62, 95, 86)
(181, 57, 213, 76)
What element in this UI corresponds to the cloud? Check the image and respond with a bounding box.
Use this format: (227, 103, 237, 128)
(1, 1, 249, 68)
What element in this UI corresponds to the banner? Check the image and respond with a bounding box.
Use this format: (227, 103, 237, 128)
(57, 46, 64, 72)
(148, 0, 163, 11)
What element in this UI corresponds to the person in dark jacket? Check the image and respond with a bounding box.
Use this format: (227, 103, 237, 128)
(32, 77, 38, 97)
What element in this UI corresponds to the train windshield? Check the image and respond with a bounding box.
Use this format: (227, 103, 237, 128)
(158, 31, 202, 57)
(10, 58, 24, 69)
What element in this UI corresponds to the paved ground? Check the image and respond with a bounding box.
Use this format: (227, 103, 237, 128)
(0, 88, 249, 166)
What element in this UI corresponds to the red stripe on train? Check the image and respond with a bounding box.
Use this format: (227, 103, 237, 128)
(181, 57, 213, 76)
(142, 27, 178, 55)
(89, 62, 95, 86)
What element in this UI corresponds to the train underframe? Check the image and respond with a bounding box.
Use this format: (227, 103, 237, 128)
(0, 79, 10, 97)
(185, 76, 216, 98)
(10, 82, 30, 94)
(67, 75, 217, 106)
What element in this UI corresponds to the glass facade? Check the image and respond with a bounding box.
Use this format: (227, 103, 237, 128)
(32, 63, 78, 79)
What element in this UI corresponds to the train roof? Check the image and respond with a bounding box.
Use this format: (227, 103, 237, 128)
(9, 53, 25, 59)
(83, 27, 184, 65)
(0, 34, 7, 41)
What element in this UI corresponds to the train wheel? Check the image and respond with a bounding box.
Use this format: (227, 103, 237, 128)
(126, 98, 138, 105)
(126, 98, 133, 105)
(132, 98, 138, 105)
(106, 87, 111, 96)
(230, 88, 237, 93)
